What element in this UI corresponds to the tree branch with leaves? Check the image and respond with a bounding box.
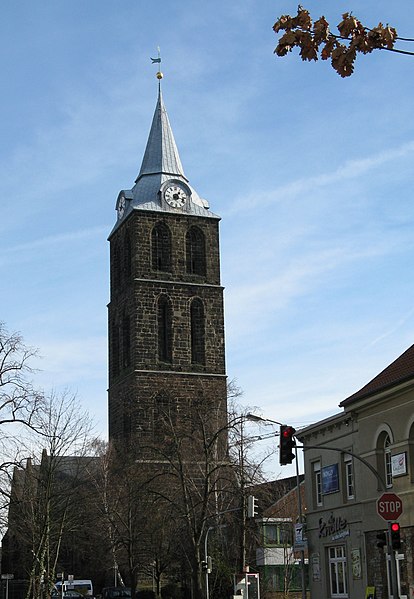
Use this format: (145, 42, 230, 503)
(273, 6, 414, 77)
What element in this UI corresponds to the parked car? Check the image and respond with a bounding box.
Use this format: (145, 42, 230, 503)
(102, 587, 131, 599)
(52, 591, 85, 599)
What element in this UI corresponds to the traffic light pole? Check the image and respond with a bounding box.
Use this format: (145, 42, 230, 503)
(387, 522, 400, 599)
(295, 444, 306, 599)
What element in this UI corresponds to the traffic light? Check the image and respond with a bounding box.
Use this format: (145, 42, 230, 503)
(279, 425, 296, 465)
(390, 522, 401, 550)
(247, 494, 258, 518)
(201, 557, 212, 573)
(376, 531, 387, 549)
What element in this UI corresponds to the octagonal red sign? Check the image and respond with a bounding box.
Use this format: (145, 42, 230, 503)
(376, 492, 403, 521)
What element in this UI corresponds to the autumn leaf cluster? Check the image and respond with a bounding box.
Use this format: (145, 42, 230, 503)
(273, 6, 397, 77)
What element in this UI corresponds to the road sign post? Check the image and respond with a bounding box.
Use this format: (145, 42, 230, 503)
(376, 493, 403, 599)
(1, 574, 13, 599)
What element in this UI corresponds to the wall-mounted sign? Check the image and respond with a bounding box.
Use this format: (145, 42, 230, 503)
(311, 554, 321, 582)
(294, 523, 308, 550)
(319, 512, 348, 539)
(322, 463, 339, 494)
(391, 452, 407, 477)
(352, 548, 362, 579)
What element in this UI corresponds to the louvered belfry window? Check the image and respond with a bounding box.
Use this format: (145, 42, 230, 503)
(124, 230, 132, 278)
(152, 222, 171, 272)
(112, 323, 120, 377)
(186, 227, 206, 275)
(122, 315, 131, 368)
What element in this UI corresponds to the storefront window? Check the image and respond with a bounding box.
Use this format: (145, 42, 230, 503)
(328, 545, 348, 598)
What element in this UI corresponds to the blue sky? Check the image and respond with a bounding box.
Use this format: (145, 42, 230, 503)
(1, 1, 414, 478)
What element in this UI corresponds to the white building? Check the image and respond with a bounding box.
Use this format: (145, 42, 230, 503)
(298, 343, 414, 599)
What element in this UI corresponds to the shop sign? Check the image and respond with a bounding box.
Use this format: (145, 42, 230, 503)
(319, 512, 348, 539)
(294, 523, 308, 550)
(391, 452, 407, 477)
(311, 554, 321, 582)
(322, 463, 339, 494)
(351, 548, 362, 579)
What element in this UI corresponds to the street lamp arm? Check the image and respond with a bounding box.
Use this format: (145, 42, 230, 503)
(245, 413, 283, 426)
(297, 444, 387, 492)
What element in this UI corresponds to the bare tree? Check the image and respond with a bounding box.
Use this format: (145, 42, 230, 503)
(3, 390, 96, 599)
(114, 387, 232, 599)
(0, 323, 45, 531)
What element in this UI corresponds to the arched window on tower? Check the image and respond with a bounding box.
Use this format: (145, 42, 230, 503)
(122, 314, 131, 368)
(111, 322, 120, 377)
(112, 241, 121, 290)
(124, 230, 132, 279)
(190, 298, 205, 365)
(186, 226, 206, 276)
(157, 295, 172, 363)
(152, 222, 171, 272)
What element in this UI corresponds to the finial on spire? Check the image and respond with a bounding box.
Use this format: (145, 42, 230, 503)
(150, 46, 163, 81)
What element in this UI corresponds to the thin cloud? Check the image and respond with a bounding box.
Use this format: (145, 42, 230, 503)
(366, 308, 414, 349)
(226, 140, 414, 214)
(5, 226, 107, 254)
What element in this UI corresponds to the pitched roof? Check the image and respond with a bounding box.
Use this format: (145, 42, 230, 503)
(340, 343, 414, 407)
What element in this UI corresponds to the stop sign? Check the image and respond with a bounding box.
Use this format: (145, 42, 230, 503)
(376, 492, 403, 520)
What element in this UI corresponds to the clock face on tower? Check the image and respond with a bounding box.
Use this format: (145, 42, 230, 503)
(163, 183, 188, 208)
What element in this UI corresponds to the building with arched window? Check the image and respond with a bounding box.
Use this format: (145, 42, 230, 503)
(298, 344, 414, 599)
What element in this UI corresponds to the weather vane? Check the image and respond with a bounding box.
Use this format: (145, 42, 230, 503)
(150, 46, 163, 81)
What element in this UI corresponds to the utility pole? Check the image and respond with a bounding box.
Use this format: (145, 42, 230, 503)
(239, 416, 247, 574)
(387, 522, 400, 599)
(295, 444, 307, 599)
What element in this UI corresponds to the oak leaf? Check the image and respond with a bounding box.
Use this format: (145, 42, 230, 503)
(313, 17, 330, 44)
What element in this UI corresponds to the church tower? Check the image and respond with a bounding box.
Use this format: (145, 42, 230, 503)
(107, 75, 227, 458)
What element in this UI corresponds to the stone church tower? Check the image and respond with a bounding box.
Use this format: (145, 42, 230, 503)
(107, 76, 228, 459)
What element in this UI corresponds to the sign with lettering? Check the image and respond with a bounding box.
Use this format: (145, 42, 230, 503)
(391, 452, 407, 477)
(319, 513, 348, 538)
(376, 492, 403, 521)
(322, 463, 339, 494)
(294, 523, 308, 550)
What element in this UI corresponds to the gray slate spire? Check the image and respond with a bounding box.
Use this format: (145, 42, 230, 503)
(110, 81, 219, 235)
(136, 87, 187, 183)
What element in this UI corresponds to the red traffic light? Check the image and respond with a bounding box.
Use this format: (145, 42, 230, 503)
(390, 521, 401, 550)
(282, 426, 295, 438)
(279, 424, 296, 465)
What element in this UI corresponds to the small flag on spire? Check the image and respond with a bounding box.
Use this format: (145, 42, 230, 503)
(151, 46, 161, 63)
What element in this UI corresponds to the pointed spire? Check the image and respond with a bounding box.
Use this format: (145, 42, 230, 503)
(135, 86, 187, 183)
(108, 73, 219, 239)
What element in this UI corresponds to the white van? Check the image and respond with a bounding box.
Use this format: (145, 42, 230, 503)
(55, 580, 94, 598)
